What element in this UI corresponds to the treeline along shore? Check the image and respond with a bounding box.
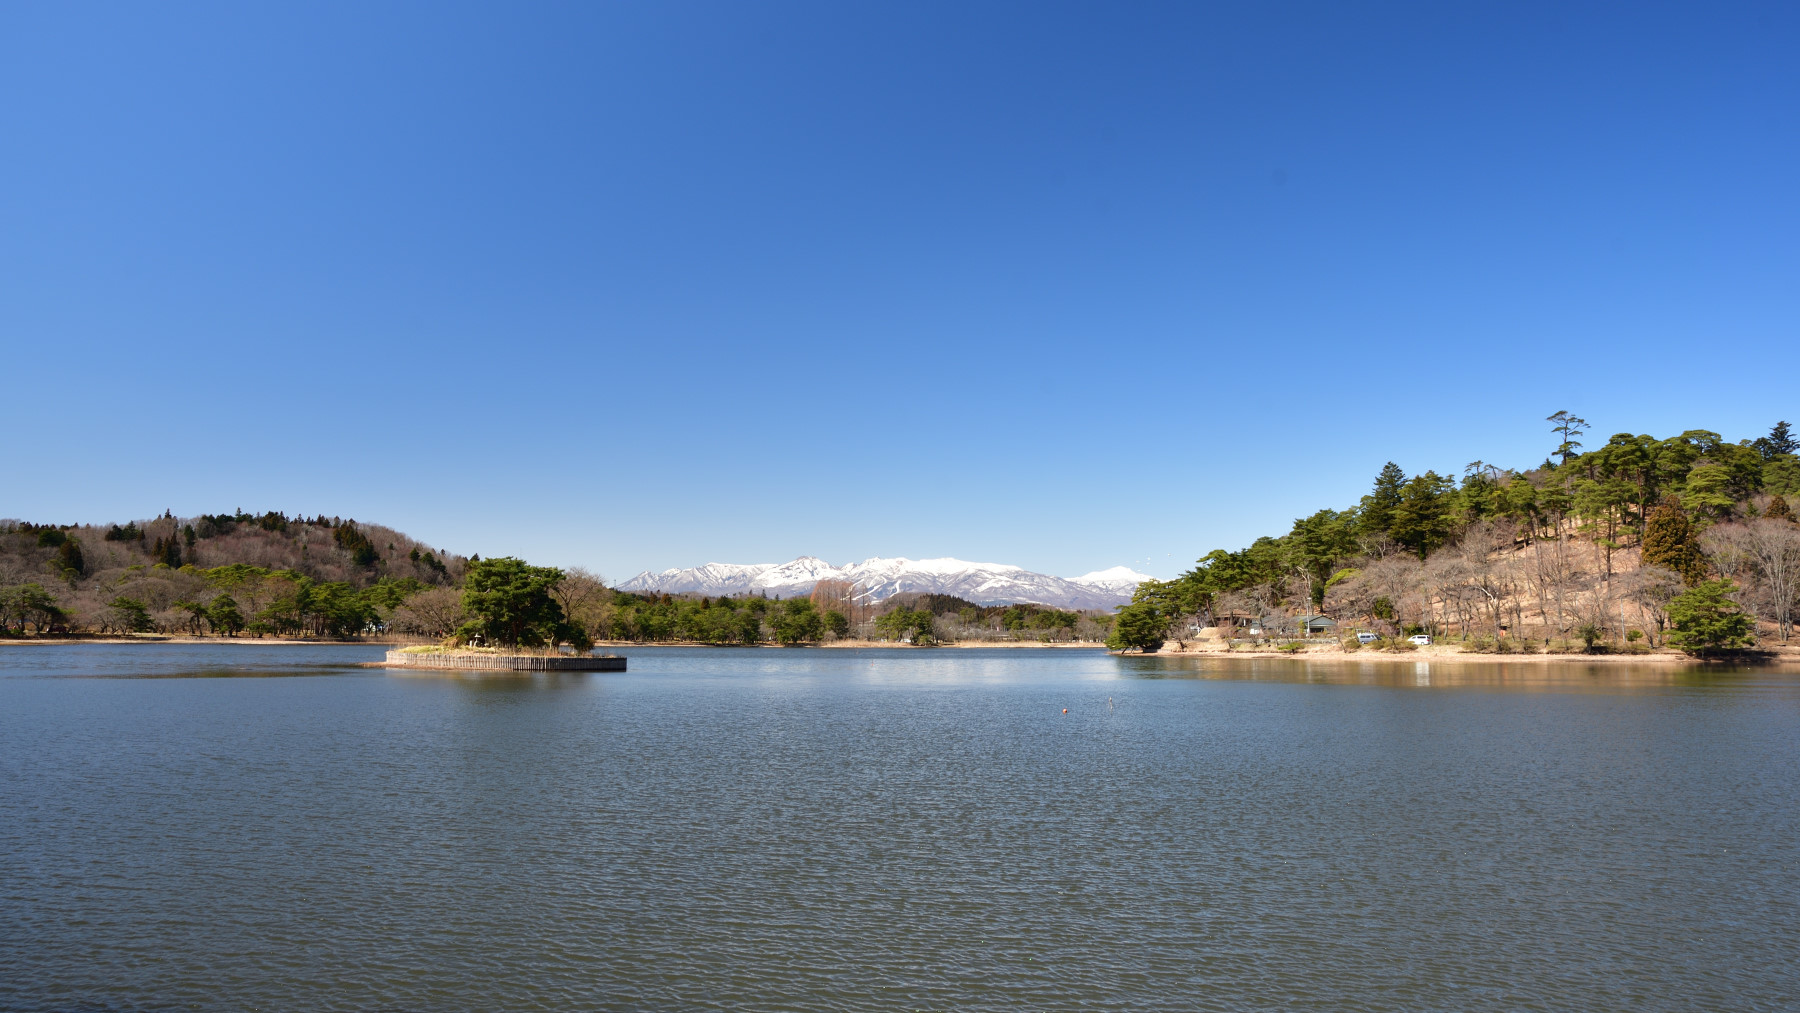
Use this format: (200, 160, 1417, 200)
(0, 512, 1114, 647)
(8, 415, 1797, 658)
(1108, 415, 1800, 658)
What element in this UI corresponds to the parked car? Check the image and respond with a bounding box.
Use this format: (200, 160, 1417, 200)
(1356, 632, 1379, 644)
(1407, 634, 1432, 646)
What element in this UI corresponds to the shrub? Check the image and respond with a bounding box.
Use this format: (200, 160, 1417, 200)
(1577, 624, 1604, 650)
(1276, 641, 1307, 654)
(1666, 579, 1756, 655)
(1340, 637, 1363, 652)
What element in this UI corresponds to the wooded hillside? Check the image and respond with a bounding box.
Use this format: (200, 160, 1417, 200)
(1113, 417, 1800, 652)
(0, 511, 466, 637)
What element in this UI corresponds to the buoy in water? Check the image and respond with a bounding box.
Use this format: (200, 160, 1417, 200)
(1062, 708, 1068, 714)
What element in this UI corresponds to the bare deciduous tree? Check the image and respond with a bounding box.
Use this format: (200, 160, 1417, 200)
(386, 586, 467, 639)
(1704, 520, 1800, 642)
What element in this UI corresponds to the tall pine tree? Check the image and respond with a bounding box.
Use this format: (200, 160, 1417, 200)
(1359, 462, 1406, 541)
(1641, 498, 1702, 584)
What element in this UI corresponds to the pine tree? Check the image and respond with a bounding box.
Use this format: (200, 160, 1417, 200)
(1547, 410, 1589, 465)
(54, 538, 85, 577)
(1767, 495, 1794, 522)
(1753, 421, 1796, 460)
(1641, 498, 1702, 584)
(1665, 579, 1755, 655)
(1360, 462, 1406, 539)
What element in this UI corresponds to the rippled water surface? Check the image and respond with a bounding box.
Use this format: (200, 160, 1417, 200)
(3, 644, 1798, 1011)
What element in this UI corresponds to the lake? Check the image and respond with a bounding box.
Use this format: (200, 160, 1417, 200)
(3, 644, 1797, 1011)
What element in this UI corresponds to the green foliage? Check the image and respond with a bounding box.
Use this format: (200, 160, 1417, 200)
(911, 594, 983, 616)
(1764, 456, 1800, 498)
(1753, 421, 1796, 461)
(207, 595, 245, 636)
(104, 523, 142, 542)
(107, 596, 154, 633)
(1642, 498, 1704, 585)
(149, 536, 182, 568)
(1547, 410, 1589, 465)
(1359, 462, 1407, 539)
(607, 593, 761, 644)
(253, 576, 384, 638)
(362, 576, 427, 610)
(1104, 600, 1165, 652)
(457, 557, 574, 647)
(1391, 471, 1459, 558)
(874, 607, 936, 643)
(771, 598, 826, 644)
(54, 538, 85, 577)
(1287, 509, 1359, 608)
(193, 514, 237, 538)
(332, 522, 380, 567)
(1665, 579, 1756, 655)
(998, 603, 1078, 633)
(0, 583, 65, 633)
(823, 608, 851, 638)
(35, 528, 67, 548)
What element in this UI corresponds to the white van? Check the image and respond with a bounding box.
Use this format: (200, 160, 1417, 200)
(1407, 634, 1432, 646)
(1356, 632, 1379, 645)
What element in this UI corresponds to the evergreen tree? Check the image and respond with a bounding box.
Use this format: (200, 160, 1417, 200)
(1359, 462, 1406, 539)
(1547, 410, 1589, 465)
(771, 599, 826, 644)
(1665, 579, 1755, 655)
(1767, 495, 1794, 522)
(107, 597, 154, 633)
(457, 557, 574, 647)
(207, 595, 245, 636)
(54, 538, 85, 577)
(1642, 498, 1702, 584)
(1754, 421, 1796, 460)
(150, 536, 182, 568)
(1104, 600, 1165, 653)
(1390, 471, 1458, 559)
(1287, 509, 1358, 609)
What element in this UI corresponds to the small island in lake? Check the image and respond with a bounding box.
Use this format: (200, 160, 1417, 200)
(382, 646, 625, 672)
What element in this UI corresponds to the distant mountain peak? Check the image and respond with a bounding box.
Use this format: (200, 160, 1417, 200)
(617, 555, 1146, 609)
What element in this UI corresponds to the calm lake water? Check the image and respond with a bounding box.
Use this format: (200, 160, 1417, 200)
(3, 645, 1797, 1012)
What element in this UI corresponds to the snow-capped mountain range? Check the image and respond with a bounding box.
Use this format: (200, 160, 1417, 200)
(617, 558, 1154, 611)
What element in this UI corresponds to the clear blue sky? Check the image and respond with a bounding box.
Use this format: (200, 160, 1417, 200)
(3, 2, 1795, 580)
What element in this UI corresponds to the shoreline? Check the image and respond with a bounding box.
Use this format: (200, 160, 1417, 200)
(6, 636, 1796, 666)
(0, 635, 1109, 649)
(1138, 645, 1800, 665)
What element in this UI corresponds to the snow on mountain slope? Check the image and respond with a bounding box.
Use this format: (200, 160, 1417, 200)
(1067, 566, 1155, 598)
(616, 556, 1137, 610)
(616, 561, 775, 595)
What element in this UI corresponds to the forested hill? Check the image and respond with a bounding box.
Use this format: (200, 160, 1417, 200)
(1112, 417, 1800, 651)
(0, 511, 467, 637)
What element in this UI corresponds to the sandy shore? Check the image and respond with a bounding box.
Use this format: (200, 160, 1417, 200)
(1140, 644, 1800, 665)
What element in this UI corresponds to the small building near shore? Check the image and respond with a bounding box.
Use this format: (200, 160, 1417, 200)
(1296, 615, 1337, 636)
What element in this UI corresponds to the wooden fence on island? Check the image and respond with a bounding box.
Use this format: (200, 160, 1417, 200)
(383, 650, 626, 672)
